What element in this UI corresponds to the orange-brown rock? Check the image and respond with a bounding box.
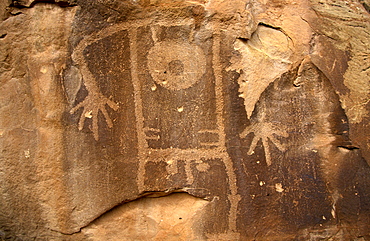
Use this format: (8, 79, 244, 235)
(0, 0, 369, 240)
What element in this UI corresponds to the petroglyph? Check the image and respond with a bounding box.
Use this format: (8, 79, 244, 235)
(70, 91, 119, 140)
(68, 17, 296, 237)
(135, 23, 240, 236)
(229, 24, 293, 165)
(70, 27, 125, 140)
(240, 121, 289, 166)
(69, 19, 241, 237)
(2, 0, 370, 239)
(147, 41, 206, 90)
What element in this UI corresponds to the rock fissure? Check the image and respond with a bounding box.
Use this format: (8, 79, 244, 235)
(11, 0, 77, 8)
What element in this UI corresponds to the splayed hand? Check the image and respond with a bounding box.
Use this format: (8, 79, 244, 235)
(240, 122, 288, 166)
(70, 92, 119, 141)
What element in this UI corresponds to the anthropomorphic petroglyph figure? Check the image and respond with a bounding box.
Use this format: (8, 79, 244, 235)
(68, 23, 292, 239)
(69, 19, 241, 238)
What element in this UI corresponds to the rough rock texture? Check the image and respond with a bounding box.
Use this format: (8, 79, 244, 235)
(81, 193, 208, 240)
(0, 0, 369, 240)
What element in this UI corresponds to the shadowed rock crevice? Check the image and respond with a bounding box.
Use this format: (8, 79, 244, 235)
(11, 0, 77, 8)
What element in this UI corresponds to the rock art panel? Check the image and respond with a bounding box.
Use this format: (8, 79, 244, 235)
(1, 0, 370, 240)
(67, 18, 241, 238)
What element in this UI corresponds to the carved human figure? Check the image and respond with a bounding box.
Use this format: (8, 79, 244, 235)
(69, 20, 240, 238)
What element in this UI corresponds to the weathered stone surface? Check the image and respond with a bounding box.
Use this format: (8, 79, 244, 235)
(81, 193, 209, 240)
(0, 0, 369, 240)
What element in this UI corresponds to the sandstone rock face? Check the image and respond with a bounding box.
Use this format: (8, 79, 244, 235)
(0, 0, 369, 240)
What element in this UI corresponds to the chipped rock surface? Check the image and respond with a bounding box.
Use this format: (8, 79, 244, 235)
(0, 0, 369, 240)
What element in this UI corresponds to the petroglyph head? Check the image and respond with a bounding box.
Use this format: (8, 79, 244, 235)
(147, 41, 206, 90)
